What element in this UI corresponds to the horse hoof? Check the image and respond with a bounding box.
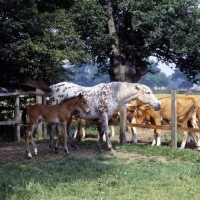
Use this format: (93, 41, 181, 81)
(111, 150, 117, 156)
(54, 147, 59, 154)
(27, 153, 32, 159)
(75, 146, 80, 151)
(108, 148, 117, 156)
(99, 149, 105, 154)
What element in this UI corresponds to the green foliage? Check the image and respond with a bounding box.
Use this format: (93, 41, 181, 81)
(0, 0, 90, 89)
(139, 71, 169, 88)
(139, 59, 169, 88)
(67, 0, 200, 82)
(1, 0, 200, 88)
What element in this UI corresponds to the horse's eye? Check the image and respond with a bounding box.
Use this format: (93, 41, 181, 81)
(146, 92, 150, 94)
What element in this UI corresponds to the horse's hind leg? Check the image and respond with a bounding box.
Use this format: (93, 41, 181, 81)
(62, 122, 69, 155)
(49, 123, 56, 149)
(55, 131, 62, 153)
(30, 119, 42, 156)
(97, 125, 104, 153)
(25, 127, 32, 158)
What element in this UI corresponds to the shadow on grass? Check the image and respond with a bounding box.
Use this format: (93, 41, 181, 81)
(0, 141, 119, 199)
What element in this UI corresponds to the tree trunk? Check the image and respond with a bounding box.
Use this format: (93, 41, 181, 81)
(107, 0, 148, 83)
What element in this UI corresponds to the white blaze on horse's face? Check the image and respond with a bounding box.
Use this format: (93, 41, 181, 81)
(136, 84, 161, 111)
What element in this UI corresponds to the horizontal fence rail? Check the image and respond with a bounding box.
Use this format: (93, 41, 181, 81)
(0, 89, 200, 147)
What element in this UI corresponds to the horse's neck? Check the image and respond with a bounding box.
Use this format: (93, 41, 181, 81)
(116, 93, 139, 106)
(114, 83, 140, 106)
(62, 100, 77, 112)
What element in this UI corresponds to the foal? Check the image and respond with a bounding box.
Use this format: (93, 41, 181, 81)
(22, 93, 90, 158)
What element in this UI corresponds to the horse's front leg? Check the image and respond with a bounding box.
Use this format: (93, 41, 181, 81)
(180, 131, 189, 149)
(62, 122, 69, 156)
(99, 112, 117, 156)
(67, 116, 79, 150)
(130, 117, 137, 143)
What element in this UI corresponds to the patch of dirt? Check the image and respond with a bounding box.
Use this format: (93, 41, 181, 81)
(0, 128, 196, 164)
(0, 128, 171, 163)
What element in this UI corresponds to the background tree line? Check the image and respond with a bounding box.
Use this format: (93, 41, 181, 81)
(0, 0, 200, 90)
(1, 0, 200, 142)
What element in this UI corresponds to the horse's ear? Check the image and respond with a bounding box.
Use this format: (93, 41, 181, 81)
(135, 85, 140, 90)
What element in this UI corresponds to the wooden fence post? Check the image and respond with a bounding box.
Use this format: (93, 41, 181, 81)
(36, 89, 43, 139)
(120, 104, 127, 144)
(170, 90, 177, 148)
(14, 89, 20, 142)
(42, 96, 48, 138)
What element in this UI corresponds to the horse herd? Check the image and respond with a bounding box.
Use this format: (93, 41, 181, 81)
(21, 78, 200, 158)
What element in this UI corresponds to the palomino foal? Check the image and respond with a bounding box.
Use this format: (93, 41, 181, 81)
(22, 93, 90, 158)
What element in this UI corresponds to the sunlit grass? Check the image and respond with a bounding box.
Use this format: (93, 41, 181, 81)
(1, 149, 200, 200)
(1, 126, 200, 199)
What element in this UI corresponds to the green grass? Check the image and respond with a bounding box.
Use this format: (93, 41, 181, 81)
(1, 133, 200, 200)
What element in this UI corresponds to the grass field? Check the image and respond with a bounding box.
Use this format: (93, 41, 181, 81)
(1, 127, 200, 200)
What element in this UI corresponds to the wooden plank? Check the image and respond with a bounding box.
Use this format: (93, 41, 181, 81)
(0, 92, 20, 97)
(0, 120, 20, 125)
(126, 123, 200, 132)
(20, 91, 47, 96)
(152, 90, 200, 95)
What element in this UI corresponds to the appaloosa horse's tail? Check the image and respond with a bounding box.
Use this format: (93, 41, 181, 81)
(20, 78, 52, 96)
(22, 107, 28, 123)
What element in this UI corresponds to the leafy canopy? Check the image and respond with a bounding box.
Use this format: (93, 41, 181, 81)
(68, 0, 200, 82)
(0, 0, 90, 89)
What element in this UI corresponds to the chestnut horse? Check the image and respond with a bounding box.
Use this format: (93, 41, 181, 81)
(22, 93, 90, 158)
(21, 79, 161, 155)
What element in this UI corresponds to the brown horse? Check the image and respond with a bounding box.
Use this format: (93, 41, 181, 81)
(22, 93, 90, 158)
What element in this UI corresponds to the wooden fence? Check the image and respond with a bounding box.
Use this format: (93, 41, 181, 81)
(0, 89, 200, 148)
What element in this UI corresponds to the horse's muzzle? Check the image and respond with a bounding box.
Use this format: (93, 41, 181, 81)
(154, 102, 161, 111)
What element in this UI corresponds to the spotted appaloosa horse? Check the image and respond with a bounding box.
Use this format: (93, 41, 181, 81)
(21, 79, 161, 155)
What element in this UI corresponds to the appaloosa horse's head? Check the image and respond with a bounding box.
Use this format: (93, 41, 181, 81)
(132, 84, 161, 111)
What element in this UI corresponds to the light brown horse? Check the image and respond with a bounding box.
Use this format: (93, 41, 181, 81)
(22, 93, 91, 158)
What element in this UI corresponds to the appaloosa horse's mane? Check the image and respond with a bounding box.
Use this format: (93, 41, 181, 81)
(110, 82, 139, 99)
(20, 78, 52, 95)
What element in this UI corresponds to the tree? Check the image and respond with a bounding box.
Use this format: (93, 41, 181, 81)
(0, 0, 90, 89)
(67, 0, 200, 83)
(167, 69, 193, 89)
(138, 59, 169, 89)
